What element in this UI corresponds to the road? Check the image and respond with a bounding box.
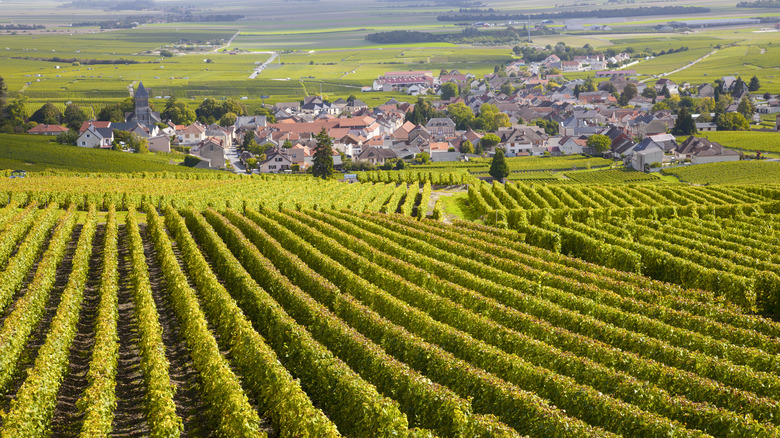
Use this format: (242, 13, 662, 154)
(215, 31, 240, 52)
(225, 146, 248, 174)
(638, 49, 717, 83)
(249, 52, 279, 79)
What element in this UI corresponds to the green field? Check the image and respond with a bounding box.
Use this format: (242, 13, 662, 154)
(0, 134, 211, 174)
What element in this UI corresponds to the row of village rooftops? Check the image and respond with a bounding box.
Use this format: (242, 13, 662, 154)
(24, 73, 779, 171)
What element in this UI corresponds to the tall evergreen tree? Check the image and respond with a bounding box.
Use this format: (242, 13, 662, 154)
(0, 76, 7, 119)
(312, 128, 334, 179)
(489, 148, 509, 182)
(748, 76, 761, 92)
(671, 107, 697, 136)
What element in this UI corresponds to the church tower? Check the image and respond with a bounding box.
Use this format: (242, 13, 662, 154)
(135, 81, 151, 125)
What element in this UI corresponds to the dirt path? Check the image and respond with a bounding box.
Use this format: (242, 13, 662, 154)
(141, 224, 215, 438)
(111, 225, 150, 438)
(50, 224, 105, 438)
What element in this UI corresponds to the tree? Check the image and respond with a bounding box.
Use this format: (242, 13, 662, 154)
(475, 104, 503, 132)
(748, 76, 761, 92)
(489, 148, 509, 182)
(5, 98, 28, 127)
(661, 85, 671, 99)
(413, 151, 431, 165)
(196, 97, 222, 124)
(479, 133, 501, 151)
(671, 107, 697, 136)
(30, 102, 62, 125)
(641, 87, 657, 99)
(586, 134, 611, 154)
(573, 84, 581, 98)
(499, 82, 514, 96)
(446, 102, 475, 130)
(63, 104, 89, 131)
(241, 132, 257, 152)
(405, 97, 435, 125)
(97, 104, 125, 123)
(731, 77, 746, 98)
(218, 112, 237, 127)
(716, 112, 749, 131)
(245, 157, 257, 173)
(311, 128, 334, 179)
(618, 83, 638, 106)
(460, 140, 475, 154)
(162, 97, 196, 125)
(440, 83, 458, 100)
(0, 76, 7, 119)
(221, 99, 247, 117)
(737, 97, 755, 120)
(55, 130, 79, 145)
(583, 77, 595, 92)
(282, 139, 294, 149)
(119, 96, 140, 114)
(535, 119, 559, 136)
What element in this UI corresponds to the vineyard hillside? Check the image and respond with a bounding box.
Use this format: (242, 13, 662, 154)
(0, 172, 778, 437)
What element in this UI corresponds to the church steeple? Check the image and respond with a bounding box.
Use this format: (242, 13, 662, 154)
(134, 81, 150, 125)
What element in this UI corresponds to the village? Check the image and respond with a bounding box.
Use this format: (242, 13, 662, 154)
(25, 59, 780, 175)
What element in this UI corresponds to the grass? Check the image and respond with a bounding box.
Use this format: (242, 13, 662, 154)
(0, 134, 214, 174)
(437, 191, 477, 221)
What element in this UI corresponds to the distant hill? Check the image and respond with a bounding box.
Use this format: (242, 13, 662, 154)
(0, 134, 214, 174)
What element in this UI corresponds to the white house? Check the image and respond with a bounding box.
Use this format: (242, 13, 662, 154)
(77, 124, 113, 148)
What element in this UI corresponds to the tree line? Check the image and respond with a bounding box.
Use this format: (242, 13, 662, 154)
(436, 6, 710, 21)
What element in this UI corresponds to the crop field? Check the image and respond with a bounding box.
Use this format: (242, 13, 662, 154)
(679, 132, 780, 154)
(0, 172, 779, 436)
(662, 160, 780, 184)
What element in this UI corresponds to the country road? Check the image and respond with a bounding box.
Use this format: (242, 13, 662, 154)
(215, 31, 240, 52)
(249, 52, 279, 79)
(638, 49, 717, 83)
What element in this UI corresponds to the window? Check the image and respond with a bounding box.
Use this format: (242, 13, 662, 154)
(269, 165, 276, 169)
(275, 157, 283, 162)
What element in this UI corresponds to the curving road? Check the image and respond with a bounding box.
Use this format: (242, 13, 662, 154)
(638, 49, 717, 83)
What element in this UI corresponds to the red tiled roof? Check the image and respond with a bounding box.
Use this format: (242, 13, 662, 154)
(28, 124, 68, 134)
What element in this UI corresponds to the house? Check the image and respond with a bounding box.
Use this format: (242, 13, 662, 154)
(180, 123, 206, 145)
(27, 124, 69, 136)
(631, 138, 664, 171)
(696, 84, 715, 98)
(647, 133, 679, 152)
(695, 122, 717, 132)
(675, 136, 740, 164)
(358, 146, 397, 165)
(560, 61, 582, 72)
(148, 135, 171, 153)
(79, 120, 111, 133)
(777, 114, 780, 132)
(77, 124, 114, 148)
(655, 78, 678, 95)
(259, 150, 292, 173)
(425, 118, 456, 138)
(550, 136, 584, 155)
(235, 116, 267, 130)
(195, 138, 226, 169)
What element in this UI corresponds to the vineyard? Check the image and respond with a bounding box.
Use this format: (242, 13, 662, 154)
(0, 170, 780, 437)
